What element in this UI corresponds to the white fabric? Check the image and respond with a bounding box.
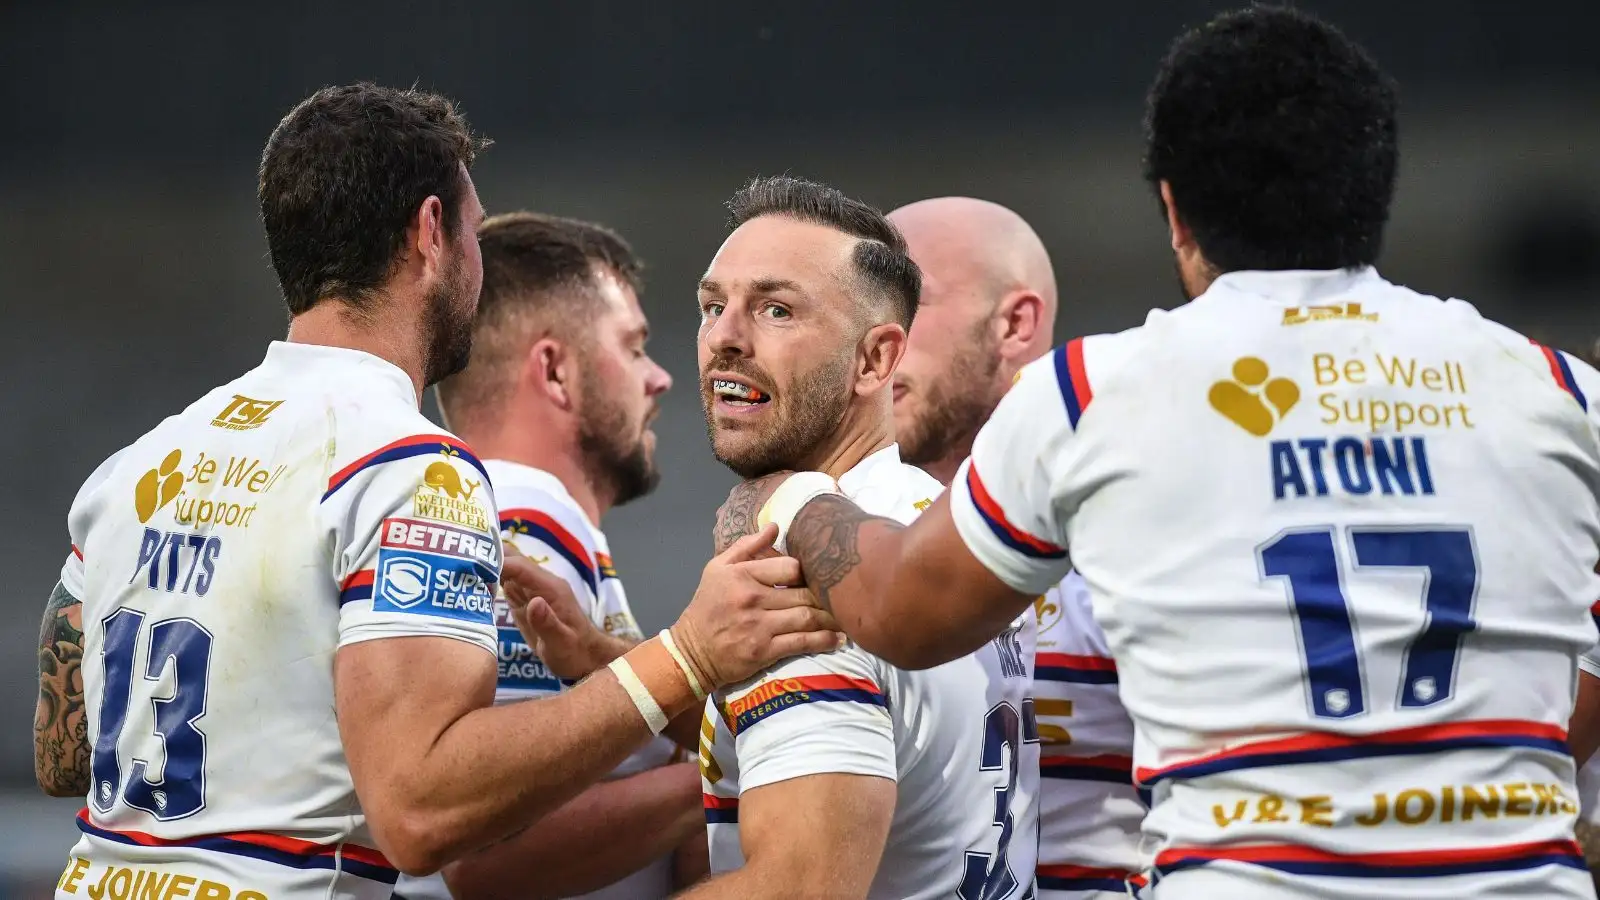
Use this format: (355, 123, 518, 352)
(702, 445, 1040, 899)
(1033, 572, 1146, 899)
(396, 459, 680, 900)
(57, 341, 500, 900)
(951, 269, 1600, 898)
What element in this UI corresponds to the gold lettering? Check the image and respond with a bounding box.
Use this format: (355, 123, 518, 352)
(1319, 393, 1340, 424)
(88, 865, 115, 900)
(107, 868, 133, 900)
(1314, 354, 1339, 385)
(1212, 800, 1247, 828)
(1252, 794, 1290, 823)
(247, 469, 270, 492)
(1298, 795, 1333, 826)
(62, 858, 91, 894)
(1462, 784, 1499, 820)
(1419, 404, 1441, 427)
(1532, 782, 1557, 815)
(1395, 401, 1415, 431)
(164, 875, 197, 900)
(237, 894, 268, 900)
(139, 873, 171, 900)
(1504, 783, 1533, 817)
(1420, 367, 1444, 390)
(1375, 355, 1417, 387)
(1394, 788, 1435, 825)
(1554, 783, 1579, 815)
(1440, 785, 1455, 823)
(194, 881, 230, 900)
(1355, 792, 1388, 826)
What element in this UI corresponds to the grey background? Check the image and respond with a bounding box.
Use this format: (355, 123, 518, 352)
(4, 0, 1600, 893)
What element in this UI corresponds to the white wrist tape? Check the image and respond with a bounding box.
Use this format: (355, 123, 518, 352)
(608, 656, 670, 734)
(658, 629, 706, 700)
(757, 472, 843, 554)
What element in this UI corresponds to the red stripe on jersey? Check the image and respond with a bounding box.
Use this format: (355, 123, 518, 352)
(500, 508, 590, 566)
(1155, 838, 1581, 871)
(1037, 652, 1115, 672)
(1135, 718, 1569, 786)
(702, 794, 739, 809)
(324, 434, 484, 499)
(340, 569, 375, 592)
(70, 544, 83, 560)
(966, 463, 1066, 558)
(1066, 337, 1093, 410)
(75, 808, 394, 868)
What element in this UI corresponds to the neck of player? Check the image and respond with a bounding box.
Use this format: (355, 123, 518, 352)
(286, 296, 432, 405)
(805, 400, 896, 481)
(460, 419, 610, 526)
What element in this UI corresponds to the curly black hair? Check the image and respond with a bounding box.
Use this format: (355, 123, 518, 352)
(1143, 5, 1399, 272)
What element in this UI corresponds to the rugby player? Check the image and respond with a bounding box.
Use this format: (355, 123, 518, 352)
(685, 176, 1039, 899)
(890, 196, 1144, 898)
(377, 211, 698, 900)
(734, 9, 1600, 898)
(33, 84, 837, 900)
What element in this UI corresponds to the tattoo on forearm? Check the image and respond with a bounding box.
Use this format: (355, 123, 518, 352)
(36, 581, 90, 795)
(714, 485, 764, 555)
(785, 495, 899, 612)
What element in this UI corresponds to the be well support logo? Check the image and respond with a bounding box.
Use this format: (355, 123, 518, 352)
(1210, 357, 1301, 437)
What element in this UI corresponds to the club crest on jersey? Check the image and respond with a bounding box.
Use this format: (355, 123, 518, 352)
(413, 456, 491, 532)
(374, 517, 499, 624)
(1281, 302, 1379, 327)
(210, 393, 283, 430)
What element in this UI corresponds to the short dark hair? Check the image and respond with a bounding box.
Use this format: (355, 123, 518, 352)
(436, 212, 644, 431)
(1143, 6, 1399, 272)
(259, 83, 489, 316)
(726, 176, 920, 327)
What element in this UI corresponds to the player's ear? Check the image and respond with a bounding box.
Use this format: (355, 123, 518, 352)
(996, 290, 1044, 362)
(411, 194, 448, 272)
(526, 336, 577, 410)
(855, 322, 907, 396)
(1159, 181, 1192, 254)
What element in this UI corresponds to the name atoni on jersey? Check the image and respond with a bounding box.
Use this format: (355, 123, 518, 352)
(1270, 435, 1435, 500)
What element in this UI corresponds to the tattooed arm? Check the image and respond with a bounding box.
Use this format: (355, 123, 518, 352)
(35, 581, 90, 797)
(1576, 819, 1600, 893)
(779, 490, 1034, 670)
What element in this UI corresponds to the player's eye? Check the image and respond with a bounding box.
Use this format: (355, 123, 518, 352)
(761, 303, 792, 320)
(701, 301, 724, 319)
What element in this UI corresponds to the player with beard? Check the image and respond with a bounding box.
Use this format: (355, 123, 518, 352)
(34, 86, 838, 900)
(687, 176, 1039, 900)
(732, 9, 1600, 898)
(890, 197, 1145, 898)
(416, 212, 702, 900)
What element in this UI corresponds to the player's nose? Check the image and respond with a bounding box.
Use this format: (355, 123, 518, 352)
(647, 357, 672, 396)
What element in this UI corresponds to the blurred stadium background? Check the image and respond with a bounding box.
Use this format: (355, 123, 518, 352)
(3, 1, 1599, 895)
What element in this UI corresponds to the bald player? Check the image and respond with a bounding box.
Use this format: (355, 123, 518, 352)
(890, 198, 1146, 899)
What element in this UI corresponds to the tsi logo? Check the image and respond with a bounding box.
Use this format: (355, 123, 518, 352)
(379, 556, 433, 609)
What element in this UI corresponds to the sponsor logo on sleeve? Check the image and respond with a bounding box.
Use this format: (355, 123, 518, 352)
(413, 457, 491, 532)
(372, 517, 499, 624)
(491, 596, 562, 693)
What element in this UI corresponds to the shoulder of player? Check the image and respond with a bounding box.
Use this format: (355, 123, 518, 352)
(720, 644, 889, 705)
(1009, 327, 1148, 432)
(321, 407, 489, 503)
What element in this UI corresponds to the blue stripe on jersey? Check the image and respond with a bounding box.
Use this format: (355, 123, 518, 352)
(501, 515, 599, 597)
(76, 813, 400, 885)
(1554, 349, 1589, 409)
(1154, 839, 1584, 881)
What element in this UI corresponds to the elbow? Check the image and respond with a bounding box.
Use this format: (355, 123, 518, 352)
(367, 809, 457, 878)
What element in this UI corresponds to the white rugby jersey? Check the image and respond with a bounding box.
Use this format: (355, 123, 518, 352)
(396, 460, 679, 900)
(1033, 573, 1145, 899)
(56, 341, 500, 900)
(701, 445, 1040, 900)
(950, 269, 1600, 899)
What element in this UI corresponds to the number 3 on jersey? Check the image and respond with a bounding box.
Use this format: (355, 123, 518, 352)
(1260, 526, 1478, 719)
(960, 700, 1038, 900)
(91, 608, 214, 820)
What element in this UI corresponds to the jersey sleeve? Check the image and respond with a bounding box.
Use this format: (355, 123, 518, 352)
(61, 447, 131, 597)
(496, 484, 602, 618)
(323, 435, 500, 654)
(722, 646, 895, 791)
(948, 338, 1090, 595)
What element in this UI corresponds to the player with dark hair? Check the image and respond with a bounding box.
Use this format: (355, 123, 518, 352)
(725, 9, 1600, 898)
(35, 85, 836, 900)
(410, 211, 700, 900)
(682, 175, 1039, 899)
